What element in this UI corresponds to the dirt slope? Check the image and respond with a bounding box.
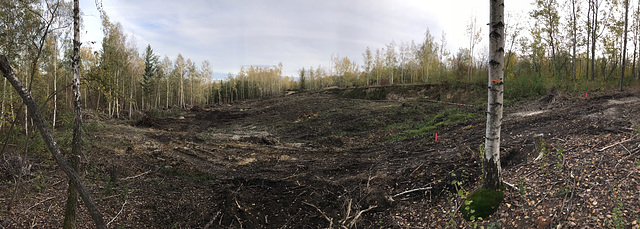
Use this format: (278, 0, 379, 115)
(1, 85, 639, 228)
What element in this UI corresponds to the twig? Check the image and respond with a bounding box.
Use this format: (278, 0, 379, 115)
(533, 192, 549, 208)
(597, 135, 638, 152)
(235, 198, 245, 211)
(566, 170, 577, 213)
(235, 215, 243, 229)
(25, 197, 55, 212)
(502, 180, 519, 191)
(98, 194, 121, 201)
(533, 151, 544, 162)
(408, 163, 424, 177)
(552, 137, 566, 142)
(203, 211, 221, 229)
(347, 205, 377, 228)
(120, 170, 152, 181)
(525, 168, 541, 178)
(106, 199, 127, 227)
(303, 201, 333, 228)
(392, 187, 432, 198)
(341, 199, 352, 226)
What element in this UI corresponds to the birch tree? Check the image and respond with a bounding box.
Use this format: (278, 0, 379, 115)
(62, 0, 84, 227)
(175, 54, 185, 109)
(485, 0, 505, 190)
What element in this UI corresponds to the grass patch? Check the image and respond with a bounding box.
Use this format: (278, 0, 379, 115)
(390, 107, 480, 141)
(339, 87, 388, 100)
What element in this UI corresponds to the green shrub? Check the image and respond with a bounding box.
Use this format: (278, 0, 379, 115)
(505, 74, 546, 100)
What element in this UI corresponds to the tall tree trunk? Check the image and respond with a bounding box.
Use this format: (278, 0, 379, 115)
(571, 0, 577, 80)
(180, 69, 184, 109)
(591, 0, 599, 81)
(1, 78, 5, 129)
(64, 0, 84, 227)
(586, 0, 591, 81)
(485, 0, 504, 190)
(1, 55, 106, 228)
(621, 0, 629, 91)
(53, 35, 58, 130)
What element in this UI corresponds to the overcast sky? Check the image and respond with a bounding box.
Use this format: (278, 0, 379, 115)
(80, 0, 533, 79)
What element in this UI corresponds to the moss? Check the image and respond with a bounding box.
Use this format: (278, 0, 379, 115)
(460, 188, 504, 221)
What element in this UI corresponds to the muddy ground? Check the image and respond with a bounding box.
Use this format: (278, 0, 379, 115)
(1, 84, 640, 228)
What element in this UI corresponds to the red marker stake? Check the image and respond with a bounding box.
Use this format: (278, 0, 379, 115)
(435, 133, 438, 142)
(585, 92, 588, 98)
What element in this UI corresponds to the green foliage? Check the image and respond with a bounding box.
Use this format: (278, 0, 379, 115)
(142, 44, 159, 100)
(299, 67, 306, 91)
(632, 121, 640, 135)
(459, 188, 504, 221)
(504, 74, 546, 100)
(339, 87, 387, 100)
(392, 108, 479, 141)
(609, 185, 626, 229)
(554, 144, 564, 171)
(517, 179, 527, 197)
(538, 141, 549, 173)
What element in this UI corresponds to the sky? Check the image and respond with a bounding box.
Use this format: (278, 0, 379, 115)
(80, 0, 533, 79)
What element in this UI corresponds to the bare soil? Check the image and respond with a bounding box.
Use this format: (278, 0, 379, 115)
(1, 84, 640, 228)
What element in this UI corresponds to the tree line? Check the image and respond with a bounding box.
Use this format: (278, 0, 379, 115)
(1, 0, 640, 129)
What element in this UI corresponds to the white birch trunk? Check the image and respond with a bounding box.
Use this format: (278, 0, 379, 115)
(484, 0, 504, 190)
(53, 36, 57, 130)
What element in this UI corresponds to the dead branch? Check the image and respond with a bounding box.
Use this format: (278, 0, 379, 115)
(597, 135, 638, 152)
(533, 151, 544, 162)
(120, 170, 152, 181)
(392, 187, 432, 198)
(502, 180, 519, 191)
(340, 199, 352, 226)
(408, 163, 424, 177)
(106, 199, 127, 227)
(235, 198, 245, 212)
(303, 201, 334, 228)
(346, 205, 377, 228)
(203, 211, 221, 229)
(25, 197, 54, 212)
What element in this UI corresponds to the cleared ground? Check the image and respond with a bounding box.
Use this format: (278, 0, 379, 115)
(1, 84, 639, 228)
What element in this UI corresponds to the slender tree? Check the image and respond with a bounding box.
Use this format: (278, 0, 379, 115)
(621, 0, 629, 91)
(531, 0, 560, 79)
(63, 0, 84, 227)
(485, 0, 505, 190)
(299, 67, 306, 91)
(570, 0, 579, 80)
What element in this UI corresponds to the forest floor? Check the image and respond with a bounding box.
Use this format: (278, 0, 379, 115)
(1, 84, 640, 228)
